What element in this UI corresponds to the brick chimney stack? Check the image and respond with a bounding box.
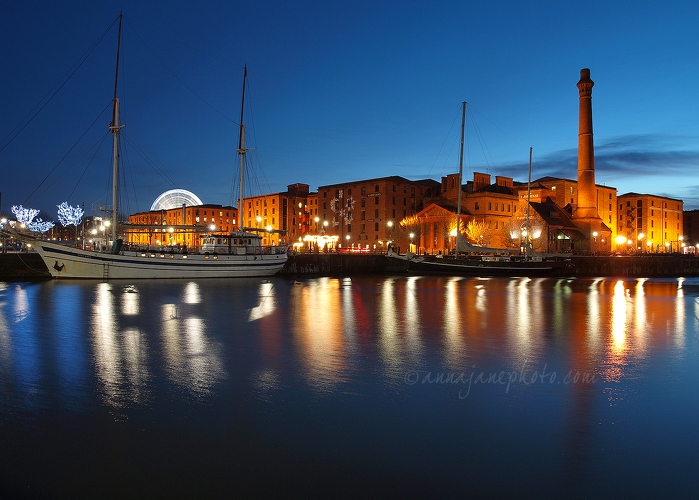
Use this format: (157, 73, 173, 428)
(574, 68, 598, 219)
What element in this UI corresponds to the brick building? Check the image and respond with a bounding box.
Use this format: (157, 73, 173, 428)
(243, 183, 312, 247)
(618, 193, 684, 252)
(127, 204, 236, 250)
(317, 176, 440, 252)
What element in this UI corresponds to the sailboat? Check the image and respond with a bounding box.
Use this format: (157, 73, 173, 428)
(396, 102, 570, 277)
(31, 14, 288, 279)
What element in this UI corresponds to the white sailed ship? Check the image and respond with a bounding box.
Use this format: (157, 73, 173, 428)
(34, 233, 287, 279)
(33, 14, 287, 279)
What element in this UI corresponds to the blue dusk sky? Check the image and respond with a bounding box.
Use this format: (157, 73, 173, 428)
(2, 0, 699, 218)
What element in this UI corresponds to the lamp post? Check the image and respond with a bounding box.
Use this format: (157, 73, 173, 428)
(592, 231, 598, 254)
(0, 218, 6, 253)
(409, 232, 415, 254)
(104, 220, 111, 249)
(99, 225, 106, 250)
(615, 235, 627, 253)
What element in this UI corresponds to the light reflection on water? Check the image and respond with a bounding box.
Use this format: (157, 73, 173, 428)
(0, 276, 698, 497)
(1, 276, 697, 404)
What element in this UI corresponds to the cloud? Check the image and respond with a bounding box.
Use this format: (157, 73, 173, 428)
(455, 133, 699, 209)
(534, 134, 699, 178)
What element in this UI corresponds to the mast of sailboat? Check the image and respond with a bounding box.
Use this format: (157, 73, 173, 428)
(525, 146, 533, 257)
(109, 11, 123, 244)
(237, 65, 247, 232)
(455, 101, 466, 248)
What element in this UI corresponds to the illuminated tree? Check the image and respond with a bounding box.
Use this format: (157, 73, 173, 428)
(11, 205, 39, 226)
(464, 219, 488, 245)
(28, 218, 55, 233)
(399, 214, 423, 252)
(57, 202, 84, 242)
(57, 202, 84, 227)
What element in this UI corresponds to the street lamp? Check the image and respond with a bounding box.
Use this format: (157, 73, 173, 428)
(615, 235, 627, 253)
(387, 220, 394, 249)
(103, 220, 111, 248)
(0, 218, 6, 253)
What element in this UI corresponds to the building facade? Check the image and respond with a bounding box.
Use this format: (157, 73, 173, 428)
(317, 176, 440, 252)
(243, 183, 312, 247)
(535, 176, 616, 251)
(404, 170, 626, 255)
(127, 204, 236, 250)
(617, 193, 684, 252)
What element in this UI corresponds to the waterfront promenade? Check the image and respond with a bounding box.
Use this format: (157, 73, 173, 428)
(1, 252, 699, 279)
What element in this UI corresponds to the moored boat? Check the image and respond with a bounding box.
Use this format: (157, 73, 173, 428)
(403, 252, 569, 277)
(30, 14, 287, 279)
(33, 235, 286, 279)
(388, 102, 571, 278)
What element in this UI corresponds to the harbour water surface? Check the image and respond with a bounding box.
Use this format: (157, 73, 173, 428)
(1, 276, 698, 497)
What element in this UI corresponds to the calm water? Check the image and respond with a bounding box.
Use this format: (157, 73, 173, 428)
(1, 276, 698, 498)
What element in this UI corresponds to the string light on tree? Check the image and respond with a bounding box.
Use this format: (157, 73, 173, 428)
(57, 202, 84, 242)
(56, 202, 84, 227)
(28, 219, 55, 233)
(11, 205, 39, 226)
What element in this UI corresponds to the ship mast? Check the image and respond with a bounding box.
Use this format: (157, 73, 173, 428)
(526, 146, 533, 257)
(109, 11, 123, 244)
(237, 65, 247, 232)
(456, 101, 466, 249)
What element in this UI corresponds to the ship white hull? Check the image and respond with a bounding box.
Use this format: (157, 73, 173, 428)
(35, 241, 287, 279)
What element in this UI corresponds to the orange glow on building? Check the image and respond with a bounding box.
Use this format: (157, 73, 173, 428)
(126, 204, 236, 250)
(317, 176, 440, 253)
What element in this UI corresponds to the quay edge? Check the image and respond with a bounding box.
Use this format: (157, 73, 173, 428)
(1, 253, 699, 280)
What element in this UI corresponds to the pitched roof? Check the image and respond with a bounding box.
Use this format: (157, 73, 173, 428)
(529, 198, 587, 239)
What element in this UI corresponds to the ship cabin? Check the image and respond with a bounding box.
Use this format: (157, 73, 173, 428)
(200, 232, 286, 255)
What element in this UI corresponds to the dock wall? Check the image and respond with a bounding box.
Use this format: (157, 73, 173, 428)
(1, 252, 698, 280)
